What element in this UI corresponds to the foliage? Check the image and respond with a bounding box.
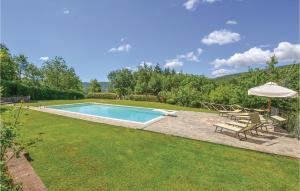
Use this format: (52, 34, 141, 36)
(108, 68, 135, 97)
(128, 94, 158, 102)
(0, 104, 23, 191)
(1, 80, 84, 100)
(0, 44, 18, 81)
(0, 162, 21, 191)
(88, 79, 101, 93)
(0, 44, 83, 99)
(87, 93, 117, 99)
(42, 57, 82, 91)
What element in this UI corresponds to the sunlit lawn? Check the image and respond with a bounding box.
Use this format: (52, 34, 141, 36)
(18, 103, 299, 191)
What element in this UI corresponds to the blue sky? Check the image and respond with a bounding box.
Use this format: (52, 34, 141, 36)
(2, 0, 299, 81)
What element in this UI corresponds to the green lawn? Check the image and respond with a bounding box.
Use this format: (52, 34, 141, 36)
(22, 99, 215, 113)
(17, 104, 299, 191)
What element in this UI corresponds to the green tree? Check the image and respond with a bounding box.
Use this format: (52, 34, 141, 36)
(0, 44, 18, 81)
(108, 68, 135, 97)
(42, 57, 82, 91)
(13, 54, 28, 80)
(88, 79, 101, 93)
(23, 63, 43, 87)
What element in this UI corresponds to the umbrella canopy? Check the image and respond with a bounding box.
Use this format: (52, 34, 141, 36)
(248, 82, 298, 98)
(248, 82, 298, 112)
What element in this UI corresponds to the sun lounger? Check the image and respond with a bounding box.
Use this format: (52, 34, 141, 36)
(232, 115, 250, 121)
(227, 112, 250, 119)
(214, 122, 256, 140)
(271, 115, 286, 122)
(214, 113, 262, 140)
(218, 109, 241, 116)
(238, 119, 250, 124)
(271, 115, 286, 127)
(226, 121, 248, 128)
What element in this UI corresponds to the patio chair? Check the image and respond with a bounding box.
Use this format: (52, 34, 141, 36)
(214, 113, 262, 140)
(218, 109, 242, 116)
(271, 115, 287, 127)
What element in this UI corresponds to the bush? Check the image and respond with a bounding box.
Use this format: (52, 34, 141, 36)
(166, 98, 176, 105)
(128, 95, 158, 102)
(87, 92, 117, 99)
(1, 80, 84, 100)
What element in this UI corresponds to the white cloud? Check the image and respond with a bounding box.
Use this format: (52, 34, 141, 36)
(109, 44, 131, 52)
(178, 51, 199, 62)
(40, 56, 49, 62)
(120, 38, 126, 42)
(273, 42, 300, 61)
(226, 20, 238, 25)
(164, 59, 183, 68)
(259, 44, 271, 48)
(197, 48, 203, 54)
(63, 9, 70, 14)
(202, 29, 240, 45)
(212, 47, 271, 68)
(203, 0, 218, 3)
(177, 48, 203, 62)
(212, 69, 235, 77)
(140, 61, 153, 67)
(211, 42, 300, 68)
(183, 0, 200, 10)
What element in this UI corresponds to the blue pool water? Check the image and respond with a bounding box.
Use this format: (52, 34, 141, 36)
(47, 103, 165, 123)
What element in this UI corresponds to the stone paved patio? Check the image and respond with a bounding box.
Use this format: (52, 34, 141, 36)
(144, 111, 300, 158)
(31, 107, 300, 158)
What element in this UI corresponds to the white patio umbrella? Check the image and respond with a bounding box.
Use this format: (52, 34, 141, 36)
(248, 82, 298, 112)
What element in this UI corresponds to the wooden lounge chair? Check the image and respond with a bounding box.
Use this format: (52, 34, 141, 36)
(214, 113, 261, 140)
(218, 109, 241, 116)
(271, 115, 287, 127)
(227, 112, 250, 119)
(214, 123, 256, 140)
(271, 115, 286, 122)
(226, 121, 248, 128)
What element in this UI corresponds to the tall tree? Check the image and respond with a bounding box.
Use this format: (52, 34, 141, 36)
(0, 44, 18, 81)
(88, 79, 101, 93)
(42, 57, 82, 91)
(23, 63, 43, 87)
(108, 68, 135, 97)
(13, 54, 28, 80)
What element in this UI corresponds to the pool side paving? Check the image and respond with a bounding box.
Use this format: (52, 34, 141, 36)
(30, 107, 300, 158)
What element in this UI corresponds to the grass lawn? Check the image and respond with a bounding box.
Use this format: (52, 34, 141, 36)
(17, 104, 299, 191)
(22, 99, 216, 113)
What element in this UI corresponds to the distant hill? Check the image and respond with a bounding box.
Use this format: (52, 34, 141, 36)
(82, 82, 110, 93)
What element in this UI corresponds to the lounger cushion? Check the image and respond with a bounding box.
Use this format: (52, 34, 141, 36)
(214, 123, 242, 132)
(271, 115, 286, 122)
(226, 121, 247, 128)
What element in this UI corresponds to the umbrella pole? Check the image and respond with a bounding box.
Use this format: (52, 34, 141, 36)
(267, 98, 271, 114)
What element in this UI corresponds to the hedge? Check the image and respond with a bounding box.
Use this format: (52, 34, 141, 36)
(128, 95, 158, 102)
(1, 80, 84, 100)
(87, 92, 117, 99)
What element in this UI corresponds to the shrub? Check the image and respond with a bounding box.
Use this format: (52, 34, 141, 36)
(87, 92, 117, 99)
(128, 95, 158, 102)
(166, 98, 176, 105)
(1, 80, 84, 100)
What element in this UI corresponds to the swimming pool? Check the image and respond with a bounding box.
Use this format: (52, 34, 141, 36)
(46, 103, 166, 124)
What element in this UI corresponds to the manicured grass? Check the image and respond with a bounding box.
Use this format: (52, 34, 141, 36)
(19, 108, 299, 191)
(22, 99, 216, 113)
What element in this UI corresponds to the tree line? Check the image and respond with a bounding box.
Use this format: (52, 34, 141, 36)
(108, 58, 299, 134)
(0, 44, 83, 92)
